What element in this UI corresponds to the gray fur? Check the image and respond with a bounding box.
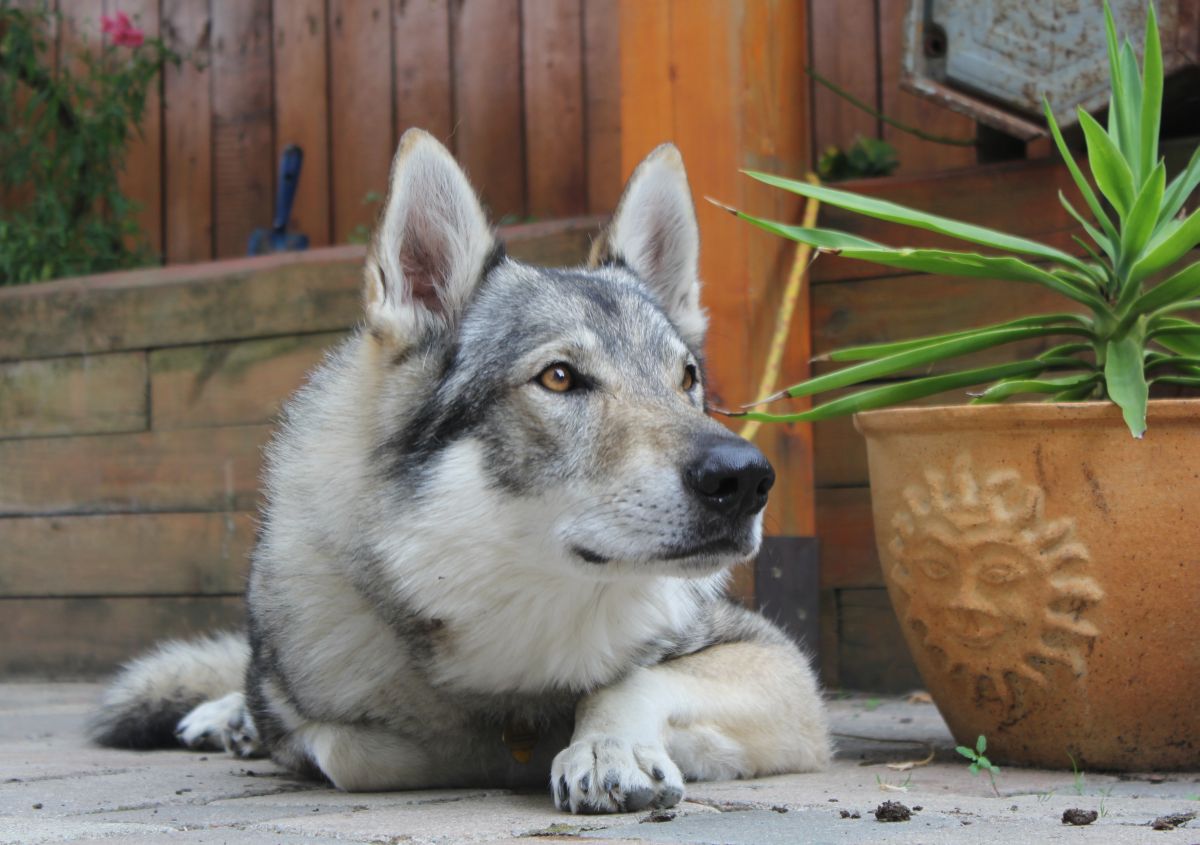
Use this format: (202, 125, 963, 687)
(91, 130, 830, 807)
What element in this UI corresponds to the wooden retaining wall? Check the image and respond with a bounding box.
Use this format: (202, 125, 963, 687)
(0, 218, 598, 677)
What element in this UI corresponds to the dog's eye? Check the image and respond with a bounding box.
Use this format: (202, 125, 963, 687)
(537, 363, 576, 393)
(681, 364, 699, 392)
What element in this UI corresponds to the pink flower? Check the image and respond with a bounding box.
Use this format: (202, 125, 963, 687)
(101, 11, 144, 48)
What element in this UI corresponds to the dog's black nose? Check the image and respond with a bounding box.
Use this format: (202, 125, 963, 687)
(684, 436, 775, 517)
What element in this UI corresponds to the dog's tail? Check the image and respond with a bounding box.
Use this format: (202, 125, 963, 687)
(89, 631, 249, 749)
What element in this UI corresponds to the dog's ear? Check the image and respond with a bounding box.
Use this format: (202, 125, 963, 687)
(364, 129, 496, 342)
(589, 143, 706, 347)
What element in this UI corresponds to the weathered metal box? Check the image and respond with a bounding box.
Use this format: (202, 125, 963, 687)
(904, 0, 1200, 138)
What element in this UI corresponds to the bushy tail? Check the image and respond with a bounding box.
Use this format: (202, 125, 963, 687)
(89, 631, 249, 749)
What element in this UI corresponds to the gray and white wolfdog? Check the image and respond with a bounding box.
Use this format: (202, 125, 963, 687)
(91, 129, 830, 813)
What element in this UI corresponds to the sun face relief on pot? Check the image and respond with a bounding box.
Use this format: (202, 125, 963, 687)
(889, 454, 1105, 707)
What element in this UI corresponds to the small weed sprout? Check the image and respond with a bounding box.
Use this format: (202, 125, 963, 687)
(1067, 751, 1087, 795)
(956, 734, 1001, 797)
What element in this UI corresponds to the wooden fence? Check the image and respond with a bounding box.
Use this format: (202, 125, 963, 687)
(30, 0, 619, 264)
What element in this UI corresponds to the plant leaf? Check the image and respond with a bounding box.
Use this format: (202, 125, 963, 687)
(741, 170, 1089, 270)
(1138, 1, 1163, 184)
(1060, 191, 1115, 259)
(1129, 207, 1200, 284)
(1046, 99, 1119, 244)
(1159, 144, 1200, 226)
(1117, 40, 1144, 181)
(1104, 334, 1149, 437)
(773, 327, 1092, 400)
(1127, 260, 1200, 318)
(977, 735, 987, 754)
(1119, 161, 1165, 269)
(824, 314, 1093, 362)
(1078, 108, 1135, 218)
(970, 373, 1099, 404)
(736, 360, 1058, 423)
(955, 746, 976, 761)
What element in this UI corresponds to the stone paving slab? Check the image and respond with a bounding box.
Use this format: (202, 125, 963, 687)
(1, 682, 1197, 844)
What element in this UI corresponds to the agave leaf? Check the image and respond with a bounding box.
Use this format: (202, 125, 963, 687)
(721, 211, 881, 252)
(1129, 206, 1200, 283)
(1060, 191, 1115, 260)
(1046, 100, 1119, 244)
(741, 170, 1090, 271)
(1055, 381, 1102, 401)
(1103, 1, 1123, 103)
(1119, 162, 1166, 270)
(1138, 2, 1163, 184)
(1116, 40, 1145, 180)
(1159, 144, 1200, 226)
(1104, 334, 1149, 437)
(970, 373, 1099, 404)
(1150, 317, 1200, 356)
(1153, 375, 1200, 387)
(771, 327, 1091, 401)
(737, 360, 1054, 423)
(823, 314, 1094, 362)
(1126, 260, 1200, 318)
(1078, 109, 1135, 218)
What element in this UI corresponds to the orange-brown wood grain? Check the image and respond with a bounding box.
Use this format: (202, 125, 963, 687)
(451, 0, 525, 219)
(162, 0, 213, 263)
(809, 0, 880, 167)
(583, 0, 620, 213)
(329, 0, 393, 242)
(522, 0, 586, 217)
(393, 0, 453, 145)
(273, 0, 331, 247)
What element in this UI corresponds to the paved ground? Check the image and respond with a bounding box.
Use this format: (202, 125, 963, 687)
(1, 683, 1197, 844)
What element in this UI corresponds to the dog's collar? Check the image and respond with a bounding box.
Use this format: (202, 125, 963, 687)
(501, 718, 538, 764)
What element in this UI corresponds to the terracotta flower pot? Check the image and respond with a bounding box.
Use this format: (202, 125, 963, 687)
(854, 400, 1199, 770)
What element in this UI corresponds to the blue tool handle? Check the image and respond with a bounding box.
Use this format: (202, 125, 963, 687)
(273, 145, 304, 232)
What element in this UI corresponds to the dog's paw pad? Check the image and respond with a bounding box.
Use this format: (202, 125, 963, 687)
(176, 692, 261, 757)
(550, 737, 684, 814)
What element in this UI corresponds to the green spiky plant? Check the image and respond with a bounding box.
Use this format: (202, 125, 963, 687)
(719, 2, 1199, 438)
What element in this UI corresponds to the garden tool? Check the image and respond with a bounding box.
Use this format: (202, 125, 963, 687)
(248, 145, 309, 255)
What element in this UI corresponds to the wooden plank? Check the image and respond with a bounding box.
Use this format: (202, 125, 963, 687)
(163, 0, 214, 263)
(816, 486, 880, 589)
(0, 596, 244, 677)
(273, 0, 332, 248)
(58, 0, 103, 80)
(328, 0, 394, 243)
(809, 0, 879, 166)
(740, 0, 814, 539)
(522, 0, 586, 218)
(393, 0, 453, 144)
(617, 0, 671, 178)
(0, 513, 254, 597)
(150, 332, 341, 429)
(877, 0, 976, 176)
(451, 0, 525, 219)
(115, 0, 164, 259)
(0, 219, 599, 361)
(0, 352, 147, 439)
(582, 0, 620, 212)
(809, 159, 1081, 284)
(0, 425, 269, 515)
(837, 587, 923, 692)
(211, 0, 274, 258)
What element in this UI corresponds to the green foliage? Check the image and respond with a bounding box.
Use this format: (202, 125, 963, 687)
(818, 137, 899, 181)
(956, 734, 1001, 797)
(726, 1, 1199, 438)
(0, 3, 178, 284)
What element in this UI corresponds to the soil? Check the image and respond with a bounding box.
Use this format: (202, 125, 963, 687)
(874, 801, 912, 822)
(1062, 808, 1098, 826)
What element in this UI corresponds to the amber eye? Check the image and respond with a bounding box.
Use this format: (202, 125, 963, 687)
(682, 363, 698, 392)
(537, 363, 575, 393)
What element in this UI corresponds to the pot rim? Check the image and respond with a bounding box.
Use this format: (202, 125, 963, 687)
(853, 398, 1198, 435)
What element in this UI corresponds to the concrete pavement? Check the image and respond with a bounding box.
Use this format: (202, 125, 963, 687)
(2, 683, 1197, 844)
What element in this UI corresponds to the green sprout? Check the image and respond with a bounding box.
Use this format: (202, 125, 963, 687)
(719, 1, 1200, 438)
(957, 734, 1001, 797)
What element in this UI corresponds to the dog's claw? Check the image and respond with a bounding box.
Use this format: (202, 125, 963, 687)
(550, 736, 684, 814)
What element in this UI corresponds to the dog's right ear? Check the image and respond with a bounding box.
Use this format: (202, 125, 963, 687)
(364, 129, 495, 344)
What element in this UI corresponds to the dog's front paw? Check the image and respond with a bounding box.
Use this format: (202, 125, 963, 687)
(550, 736, 684, 814)
(176, 692, 263, 758)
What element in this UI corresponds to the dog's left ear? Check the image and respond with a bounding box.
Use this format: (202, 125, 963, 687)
(589, 144, 706, 347)
(364, 129, 496, 344)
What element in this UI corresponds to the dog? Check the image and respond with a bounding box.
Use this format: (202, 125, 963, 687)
(90, 129, 831, 814)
